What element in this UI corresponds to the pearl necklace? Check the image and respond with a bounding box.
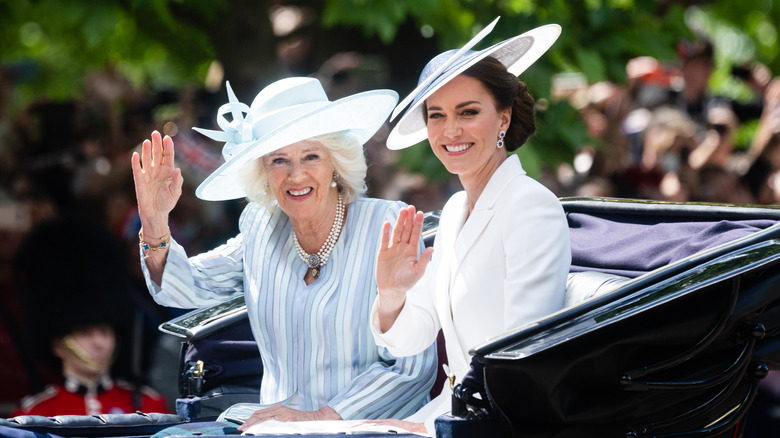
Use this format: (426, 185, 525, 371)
(293, 193, 345, 279)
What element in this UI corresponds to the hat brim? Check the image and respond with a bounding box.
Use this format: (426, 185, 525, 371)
(387, 24, 561, 150)
(195, 89, 398, 201)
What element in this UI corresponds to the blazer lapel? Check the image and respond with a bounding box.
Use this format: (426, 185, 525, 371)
(433, 199, 469, 374)
(453, 155, 525, 269)
(453, 209, 494, 265)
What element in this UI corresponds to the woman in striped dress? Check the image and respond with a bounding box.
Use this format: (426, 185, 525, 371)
(130, 77, 437, 432)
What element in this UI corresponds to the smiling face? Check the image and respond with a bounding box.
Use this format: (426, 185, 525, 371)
(262, 140, 337, 223)
(425, 74, 511, 183)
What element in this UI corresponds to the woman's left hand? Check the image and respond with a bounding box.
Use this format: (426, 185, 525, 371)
(376, 206, 434, 294)
(237, 405, 341, 431)
(375, 205, 434, 331)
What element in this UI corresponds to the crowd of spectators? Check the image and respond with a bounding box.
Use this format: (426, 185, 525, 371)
(1, 33, 779, 418)
(548, 37, 779, 207)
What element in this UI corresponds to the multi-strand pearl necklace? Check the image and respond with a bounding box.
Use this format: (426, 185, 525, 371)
(293, 193, 345, 279)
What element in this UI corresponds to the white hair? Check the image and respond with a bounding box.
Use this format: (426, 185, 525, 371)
(236, 132, 368, 209)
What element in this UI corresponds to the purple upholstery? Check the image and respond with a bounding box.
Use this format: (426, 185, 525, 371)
(567, 212, 776, 277)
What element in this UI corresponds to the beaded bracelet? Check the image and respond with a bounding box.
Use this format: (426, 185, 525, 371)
(138, 228, 171, 252)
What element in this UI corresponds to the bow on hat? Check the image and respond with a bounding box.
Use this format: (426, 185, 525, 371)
(193, 82, 255, 162)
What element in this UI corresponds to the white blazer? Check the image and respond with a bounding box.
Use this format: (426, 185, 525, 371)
(371, 154, 571, 430)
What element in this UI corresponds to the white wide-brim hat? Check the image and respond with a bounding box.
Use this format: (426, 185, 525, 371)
(193, 77, 398, 201)
(387, 17, 561, 150)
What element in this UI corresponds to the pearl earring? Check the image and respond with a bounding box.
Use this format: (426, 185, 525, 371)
(497, 131, 506, 148)
(331, 171, 339, 188)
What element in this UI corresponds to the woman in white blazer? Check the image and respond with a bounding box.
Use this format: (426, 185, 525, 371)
(370, 18, 572, 434)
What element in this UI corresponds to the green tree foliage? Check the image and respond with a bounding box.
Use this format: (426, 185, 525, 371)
(1, 0, 220, 105)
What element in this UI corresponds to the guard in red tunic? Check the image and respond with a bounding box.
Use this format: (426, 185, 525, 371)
(10, 216, 170, 417)
(12, 326, 168, 416)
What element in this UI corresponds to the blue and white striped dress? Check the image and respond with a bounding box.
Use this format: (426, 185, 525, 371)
(140, 197, 437, 419)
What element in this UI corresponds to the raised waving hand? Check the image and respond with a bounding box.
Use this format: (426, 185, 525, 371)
(375, 205, 434, 332)
(130, 131, 183, 236)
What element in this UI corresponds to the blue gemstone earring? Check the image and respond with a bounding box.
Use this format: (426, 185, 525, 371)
(497, 130, 506, 148)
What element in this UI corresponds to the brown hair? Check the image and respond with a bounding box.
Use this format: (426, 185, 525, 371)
(423, 56, 536, 152)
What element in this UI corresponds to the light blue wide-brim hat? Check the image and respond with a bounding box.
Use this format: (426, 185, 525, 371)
(387, 17, 561, 150)
(193, 77, 398, 201)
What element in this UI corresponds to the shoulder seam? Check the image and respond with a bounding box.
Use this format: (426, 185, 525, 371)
(19, 385, 59, 409)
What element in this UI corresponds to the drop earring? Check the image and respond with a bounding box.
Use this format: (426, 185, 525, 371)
(497, 130, 506, 148)
(331, 171, 339, 188)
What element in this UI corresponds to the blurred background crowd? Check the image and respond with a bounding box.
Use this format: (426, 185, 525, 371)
(2, 0, 780, 421)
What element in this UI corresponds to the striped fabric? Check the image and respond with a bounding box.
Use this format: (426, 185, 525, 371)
(140, 198, 437, 420)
